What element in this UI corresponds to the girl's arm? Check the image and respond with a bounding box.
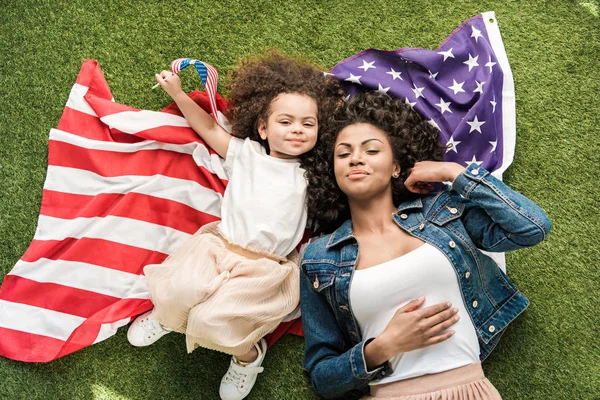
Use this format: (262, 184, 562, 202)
(155, 71, 231, 158)
(405, 161, 552, 252)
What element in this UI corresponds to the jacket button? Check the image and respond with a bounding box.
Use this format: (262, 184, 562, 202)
(472, 168, 480, 176)
(488, 325, 496, 333)
(472, 300, 478, 308)
(449, 240, 456, 248)
(449, 207, 458, 214)
(400, 213, 408, 219)
(419, 223, 425, 230)
(465, 271, 471, 279)
(313, 278, 319, 289)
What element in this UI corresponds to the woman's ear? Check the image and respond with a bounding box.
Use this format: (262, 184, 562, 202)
(392, 164, 401, 179)
(258, 119, 268, 140)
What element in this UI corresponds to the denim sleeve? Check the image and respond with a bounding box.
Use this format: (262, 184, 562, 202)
(300, 271, 390, 399)
(451, 163, 552, 252)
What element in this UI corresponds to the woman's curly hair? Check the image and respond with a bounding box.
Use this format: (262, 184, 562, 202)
(226, 50, 343, 160)
(305, 91, 445, 233)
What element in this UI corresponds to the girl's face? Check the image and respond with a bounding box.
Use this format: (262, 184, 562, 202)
(333, 123, 400, 202)
(258, 93, 318, 159)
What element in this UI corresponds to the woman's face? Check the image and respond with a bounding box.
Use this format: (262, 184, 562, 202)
(333, 123, 400, 202)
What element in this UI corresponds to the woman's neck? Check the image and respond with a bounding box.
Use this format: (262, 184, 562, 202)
(348, 194, 398, 236)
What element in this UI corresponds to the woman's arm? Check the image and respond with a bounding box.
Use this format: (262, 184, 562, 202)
(301, 271, 384, 399)
(155, 71, 232, 158)
(405, 161, 552, 251)
(301, 272, 459, 398)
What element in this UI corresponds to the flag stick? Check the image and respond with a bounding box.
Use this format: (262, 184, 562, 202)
(151, 73, 177, 90)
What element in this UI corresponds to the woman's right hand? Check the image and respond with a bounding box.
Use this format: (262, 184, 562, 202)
(155, 70, 184, 99)
(364, 297, 459, 369)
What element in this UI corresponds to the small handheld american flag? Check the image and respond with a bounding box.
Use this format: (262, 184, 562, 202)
(155, 58, 219, 121)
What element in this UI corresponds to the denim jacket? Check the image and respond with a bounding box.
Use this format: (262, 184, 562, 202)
(300, 164, 552, 399)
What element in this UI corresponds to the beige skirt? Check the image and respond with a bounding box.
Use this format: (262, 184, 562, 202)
(144, 222, 300, 356)
(362, 362, 502, 400)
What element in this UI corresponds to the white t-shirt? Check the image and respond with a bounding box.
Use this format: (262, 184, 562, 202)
(350, 243, 480, 385)
(218, 137, 308, 256)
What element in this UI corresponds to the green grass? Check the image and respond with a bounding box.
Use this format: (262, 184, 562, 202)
(1, 1, 599, 399)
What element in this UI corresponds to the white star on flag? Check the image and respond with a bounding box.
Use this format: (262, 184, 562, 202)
(428, 119, 440, 130)
(448, 79, 466, 95)
(386, 68, 403, 80)
(465, 155, 483, 166)
(358, 60, 376, 71)
(474, 81, 485, 94)
(485, 56, 497, 73)
(463, 54, 479, 71)
(435, 97, 452, 114)
(467, 115, 486, 133)
(404, 97, 416, 109)
(377, 83, 390, 94)
(429, 70, 439, 79)
(412, 84, 425, 99)
(471, 26, 483, 42)
(438, 48, 455, 62)
(345, 74, 362, 85)
(446, 136, 461, 153)
(490, 97, 497, 113)
(489, 141, 497, 152)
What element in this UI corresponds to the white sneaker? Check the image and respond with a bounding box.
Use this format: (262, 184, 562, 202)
(219, 338, 267, 400)
(127, 310, 172, 347)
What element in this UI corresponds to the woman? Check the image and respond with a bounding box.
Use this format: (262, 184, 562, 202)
(300, 92, 551, 399)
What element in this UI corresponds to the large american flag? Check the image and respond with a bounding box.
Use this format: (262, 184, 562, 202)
(0, 11, 513, 362)
(330, 11, 515, 179)
(0, 60, 301, 362)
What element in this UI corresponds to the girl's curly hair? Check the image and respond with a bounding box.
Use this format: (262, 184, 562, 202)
(226, 50, 343, 161)
(305, 91, 445, 233)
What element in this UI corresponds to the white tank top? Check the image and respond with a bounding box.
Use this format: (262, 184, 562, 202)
(350, 243, 480, 385)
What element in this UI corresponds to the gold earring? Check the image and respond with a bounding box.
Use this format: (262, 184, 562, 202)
(392, 173, 399, 178)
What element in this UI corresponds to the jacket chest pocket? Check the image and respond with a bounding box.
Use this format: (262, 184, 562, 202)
(306, 270, 336, 305)
(429, 203, 466, 227)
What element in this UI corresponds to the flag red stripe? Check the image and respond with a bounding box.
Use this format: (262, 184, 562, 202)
(0, 275, 121, 318)
(57, 107, 144, 143)
(38, 191, 220, 235)
(48, 140, 226, 195)
(21, 237, 169, 273)
(0, 327, 66, 363)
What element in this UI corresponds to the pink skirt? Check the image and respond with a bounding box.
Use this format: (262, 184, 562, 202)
(362, 362, 502, 400)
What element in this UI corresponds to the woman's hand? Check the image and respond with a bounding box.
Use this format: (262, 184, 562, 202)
(404, 161, 466, 194)
(155, 70, 184, 99)
(364, 297, 459, 369)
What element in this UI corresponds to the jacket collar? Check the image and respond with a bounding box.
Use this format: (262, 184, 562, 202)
(326, 219, 354, 249)
(325, 198, 425, 249)
(396, 197, 424, 212)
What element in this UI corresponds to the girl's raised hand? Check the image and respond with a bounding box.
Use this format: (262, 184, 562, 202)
(404, 161, 466, 194)
(155, 70, 184, 99)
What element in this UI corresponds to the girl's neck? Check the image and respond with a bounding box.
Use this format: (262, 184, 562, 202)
(348, 193, 398, 236)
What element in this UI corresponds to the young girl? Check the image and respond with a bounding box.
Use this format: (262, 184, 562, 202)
(127, 51, 342, 400)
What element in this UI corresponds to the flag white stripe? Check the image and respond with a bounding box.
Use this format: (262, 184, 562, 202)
(0, 299, 85, 341)
(483, 11, 515, 179)
(9, 259, 151, 300)
(49, 129, 229, 180)
(93, 318, 132, 344)
(34, 214, 192, 255)
(100, 110, 190, 134)
(65, 83, 97, 116)
(43, 165, 223, 216)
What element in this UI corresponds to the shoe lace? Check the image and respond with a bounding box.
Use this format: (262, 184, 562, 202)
(224, 361, 264, 389)
(139, 316, 168, 339)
